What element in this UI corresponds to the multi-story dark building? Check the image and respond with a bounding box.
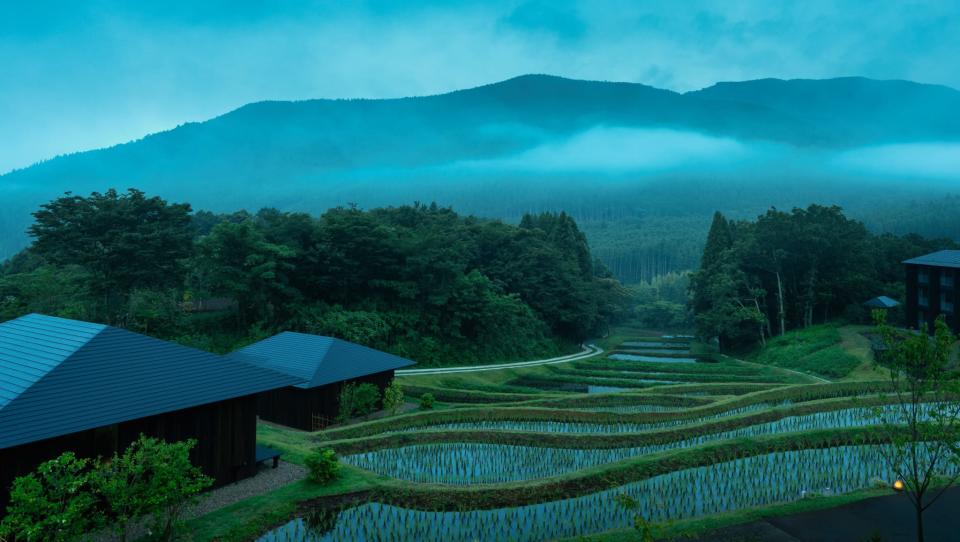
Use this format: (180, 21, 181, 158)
(904, 250, 960, 334)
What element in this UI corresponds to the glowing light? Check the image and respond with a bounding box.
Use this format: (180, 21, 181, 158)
(893, 479, 905, 492)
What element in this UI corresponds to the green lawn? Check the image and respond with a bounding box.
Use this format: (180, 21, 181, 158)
(750, 324, 868, 380)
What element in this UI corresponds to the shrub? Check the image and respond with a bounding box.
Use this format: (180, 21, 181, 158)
(338, 382, 382, 421)
(305, 448, 341, 484)
(0, 452, 102, 542)
(0, 436, 212, 542)
(419, 392, 436, 410)
(383, 379, 405, 415)
(100, 435, 213, 541)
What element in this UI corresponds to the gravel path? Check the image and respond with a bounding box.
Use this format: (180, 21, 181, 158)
(187, 460, 306, 519)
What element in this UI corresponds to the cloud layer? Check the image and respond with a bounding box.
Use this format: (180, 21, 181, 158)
(2, 1, 959, 173)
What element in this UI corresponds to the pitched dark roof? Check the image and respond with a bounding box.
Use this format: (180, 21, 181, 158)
(229, 332, 416, 389)
(903, 250, 960, 269)
(0, 314, 301, 450)
(863, 295, 901, 309)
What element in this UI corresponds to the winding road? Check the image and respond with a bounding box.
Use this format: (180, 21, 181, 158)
(396, 343, 604, 375)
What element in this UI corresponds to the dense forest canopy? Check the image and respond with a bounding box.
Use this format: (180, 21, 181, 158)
(690, 205, 958, 350)
(0, 189, 632, 366)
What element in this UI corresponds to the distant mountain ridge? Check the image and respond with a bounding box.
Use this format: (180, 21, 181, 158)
(6, 74, 959, 186)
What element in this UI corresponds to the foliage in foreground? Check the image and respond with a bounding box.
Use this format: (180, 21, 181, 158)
(0, 435, 212, 542)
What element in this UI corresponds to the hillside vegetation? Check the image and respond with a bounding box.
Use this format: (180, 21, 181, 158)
(0, 190, 631, 365)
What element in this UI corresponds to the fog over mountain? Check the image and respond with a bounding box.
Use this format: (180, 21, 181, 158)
(2, 74, 959, 280)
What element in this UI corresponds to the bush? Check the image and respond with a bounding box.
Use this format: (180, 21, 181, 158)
(419, 392, 435, 410)
(0, 436, 212, 542)
(0, 452, 101, 542)
(304, 448, 341, 484)
(338, 382, 382, 421)
(383, 379, 405, 415)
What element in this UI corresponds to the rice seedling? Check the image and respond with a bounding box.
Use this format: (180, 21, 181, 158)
(342, 404, 941, 483)
(391, 400, 806, 435)
(262, 445, 956, 542)
(608, 354, 698, 363)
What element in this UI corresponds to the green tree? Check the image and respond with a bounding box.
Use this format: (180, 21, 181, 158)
(125, 288, 184, 336)
(28, 189, 193, 314)
(383, 379, 405, 415)
(0, 453, 102, 542)
(130, 436, 212, 541)
(689, 212, 733, 318)
(192, 220, 297, 325)
(0, 264, 96, 321)
(872, 313, 960, 542)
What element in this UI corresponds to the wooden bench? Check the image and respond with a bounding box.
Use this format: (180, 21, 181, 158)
(255, 444, 281, 468)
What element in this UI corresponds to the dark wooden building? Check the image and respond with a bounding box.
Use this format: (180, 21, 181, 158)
(230, 332, 416, 430)
(0, 314, 299, 514)
(904, 250, 960, 334)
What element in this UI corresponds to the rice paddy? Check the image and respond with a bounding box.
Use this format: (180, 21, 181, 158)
(253, 330, 951, 541)
(261, 445, 956, 541)
(342, 404, 934, 483)
(608, 354, 697, 363)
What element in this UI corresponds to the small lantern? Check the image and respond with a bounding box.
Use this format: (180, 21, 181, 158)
(893, 479, 905, 492)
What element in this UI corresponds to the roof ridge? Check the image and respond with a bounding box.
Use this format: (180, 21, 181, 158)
(0, 314, 106, 411)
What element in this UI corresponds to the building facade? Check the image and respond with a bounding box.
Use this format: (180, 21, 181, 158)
(230, 332, 415, 430)
(904, 250, 960, 334)
(0, 314, 299, 514)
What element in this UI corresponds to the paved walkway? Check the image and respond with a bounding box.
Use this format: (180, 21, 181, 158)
(682, 487, 960, 541)
(396, 343, 603, 375)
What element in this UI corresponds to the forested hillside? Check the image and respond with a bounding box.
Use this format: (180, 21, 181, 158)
(1, 75, 958, 284)
(0, 190, 631, 365)
(690, 205, 958, 350)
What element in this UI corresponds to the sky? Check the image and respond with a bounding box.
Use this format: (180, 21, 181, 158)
(1, 0, 958, 174)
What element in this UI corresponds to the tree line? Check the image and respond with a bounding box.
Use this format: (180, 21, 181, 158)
(0, 189, 632, 365)
(690, 205, 958, 350)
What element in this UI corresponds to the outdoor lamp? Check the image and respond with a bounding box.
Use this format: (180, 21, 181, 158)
(893, 479, 905, 492)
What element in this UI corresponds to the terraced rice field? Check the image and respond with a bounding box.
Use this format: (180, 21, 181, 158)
(608, 354, 696, 362)
(256, 332, 953, 541)
(343, 404, 938, 482)
(262, 446, 957, 541)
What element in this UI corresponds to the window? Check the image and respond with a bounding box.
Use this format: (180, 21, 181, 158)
(919, 287, 929, 307)
(942, 271, 955, 289)
(918, 268, 930, 284)
(941, 292, 954, 313)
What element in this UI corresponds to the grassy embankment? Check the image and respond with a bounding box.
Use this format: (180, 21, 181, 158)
(748, 324, 881, 381)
